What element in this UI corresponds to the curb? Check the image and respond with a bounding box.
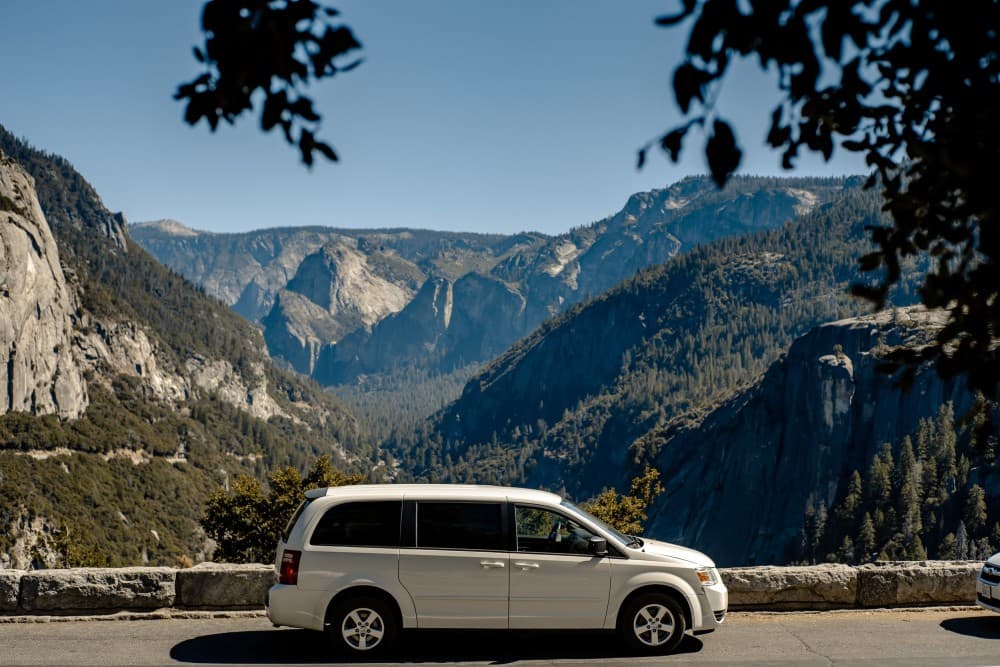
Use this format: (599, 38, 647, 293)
(0, 609, 268, 623)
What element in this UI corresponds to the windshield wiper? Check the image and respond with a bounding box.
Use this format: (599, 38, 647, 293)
(626, 536, 643, 548)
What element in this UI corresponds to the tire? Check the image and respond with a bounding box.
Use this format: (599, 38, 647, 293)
(327, 595, 399, 659)
(618, 592, 687, 655)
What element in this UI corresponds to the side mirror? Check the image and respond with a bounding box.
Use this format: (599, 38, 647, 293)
(588, 536, 608, 556)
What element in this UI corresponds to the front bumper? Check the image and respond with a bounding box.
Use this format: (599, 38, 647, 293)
(976, 573, 1000, 613)
(696, 581, 728, 631)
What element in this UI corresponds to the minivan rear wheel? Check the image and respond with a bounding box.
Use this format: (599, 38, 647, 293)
(327, 595, 398, 658)
(618, 593, 686, 655)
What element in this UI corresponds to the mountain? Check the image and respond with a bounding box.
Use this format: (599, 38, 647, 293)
(396, 186, 926, 501)
(129, 221, 520, 323)
(643, 308, 992, 566)
(133, 178, 849, 388)
(0, 126, 365, 569)
(0, 150, 87, 418)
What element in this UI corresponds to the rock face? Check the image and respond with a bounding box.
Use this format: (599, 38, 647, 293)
(130, 221, 335, 321)
(76, 319, 188, 403)
(184, 357, 288, 421)
(646, 308, 971, 566)
(0, 151, 87, 418)
(317, 273, 529, 383)
(1, 508, 61, 570)
(261, 290, 342, 375)
(285, 240, 419, 325)
(265, 239, 424, 373)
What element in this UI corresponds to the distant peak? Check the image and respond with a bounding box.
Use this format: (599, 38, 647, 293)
(131, 219, 201, 237)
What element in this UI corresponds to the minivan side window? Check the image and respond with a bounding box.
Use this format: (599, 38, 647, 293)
(310, 500, 402, 547)
(416, 502, 505, 551)
(515, 505, 597, 555)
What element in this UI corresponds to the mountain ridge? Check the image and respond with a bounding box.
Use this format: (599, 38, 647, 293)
(133, 176, 855, 390)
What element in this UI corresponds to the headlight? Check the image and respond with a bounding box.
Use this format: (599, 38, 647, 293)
(695, 567, 719, 586)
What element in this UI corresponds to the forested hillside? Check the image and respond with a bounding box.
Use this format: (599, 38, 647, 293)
(629, 307, 997, 566)
(799, 401, 1000, 565)
(391, 187, 925, 503)
(0, 125, 368, 568)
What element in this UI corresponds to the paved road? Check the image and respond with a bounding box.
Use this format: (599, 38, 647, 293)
(1, 608, 999, 666)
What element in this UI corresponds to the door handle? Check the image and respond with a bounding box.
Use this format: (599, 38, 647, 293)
(514, 561, 540, 570)
(479, 560, 506, 569)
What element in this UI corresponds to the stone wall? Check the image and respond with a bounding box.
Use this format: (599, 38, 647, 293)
(722, 561, 981, 610)
(2, 564, 273, 615)
(0, 561, 984, 616)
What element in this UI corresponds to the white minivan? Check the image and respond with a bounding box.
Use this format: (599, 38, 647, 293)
(266, 484, 727, 657)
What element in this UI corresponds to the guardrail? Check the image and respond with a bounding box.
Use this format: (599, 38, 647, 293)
(0, 561, 984, 616)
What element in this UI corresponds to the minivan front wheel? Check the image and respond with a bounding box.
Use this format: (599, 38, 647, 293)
(619, 593, 686, 655)
(328, 595, 398, 658)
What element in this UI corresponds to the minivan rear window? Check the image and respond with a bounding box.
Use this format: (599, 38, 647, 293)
(310, 500, 402, 547)
(282, 499, 312, 542)
(416, 502, 504, 551)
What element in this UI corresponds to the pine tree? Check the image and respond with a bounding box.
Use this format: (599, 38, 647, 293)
(838, 470, 863, 521)
(965, 485, 988, 535)
(867, 444, 894, 509)
(939, 532, 957, 560)
(956, 522, 970, 560)
(858, 512, 877, 563)
(973, 537, 993, 561)
(835, 535, 856, 564)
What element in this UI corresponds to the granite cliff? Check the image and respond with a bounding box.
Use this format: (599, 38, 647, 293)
(645, 309, 982, 566)
(0, 151, 87, 419)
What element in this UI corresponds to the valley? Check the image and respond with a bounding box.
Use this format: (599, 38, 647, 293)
(1, 123, 997, 570)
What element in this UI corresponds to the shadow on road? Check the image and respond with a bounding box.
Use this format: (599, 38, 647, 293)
(170, 628, 704, 664)
(940, 615, 1000, 639)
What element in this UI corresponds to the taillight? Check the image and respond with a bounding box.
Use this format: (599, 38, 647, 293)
(279, 549, 301, 585)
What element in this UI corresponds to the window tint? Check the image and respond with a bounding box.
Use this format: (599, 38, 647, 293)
(310, 501, 402, 547)
(515, 505, 596, 555)
(282, 499, 311, 542)
(416, 502, 504, 551)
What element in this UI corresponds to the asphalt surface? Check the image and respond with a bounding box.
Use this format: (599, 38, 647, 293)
(1, 608, 1000, 666)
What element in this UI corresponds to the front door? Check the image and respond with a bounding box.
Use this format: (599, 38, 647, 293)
(508, 504, 612, 629)
(398, 500, 509, 628)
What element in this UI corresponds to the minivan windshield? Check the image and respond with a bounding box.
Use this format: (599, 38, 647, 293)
(560, 499, 638, 548)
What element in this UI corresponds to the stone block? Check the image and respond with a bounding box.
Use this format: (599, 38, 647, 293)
(857, 561, 980, 607)
(722, 564, 857, 610)
(856, 564, 898, 607)
(175, 563, 274, 608)
(0, 570, 23, 611)
(19, 567, 174, 612)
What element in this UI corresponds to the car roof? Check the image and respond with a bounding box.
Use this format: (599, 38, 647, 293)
(305, 483, 563, 505)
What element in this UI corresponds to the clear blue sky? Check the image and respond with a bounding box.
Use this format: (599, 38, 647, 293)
(0, 1, 867, 236)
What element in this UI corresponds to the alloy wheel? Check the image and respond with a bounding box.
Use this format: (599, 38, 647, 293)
(632, 603, 675, 647)
(340, 607, 385, 651)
